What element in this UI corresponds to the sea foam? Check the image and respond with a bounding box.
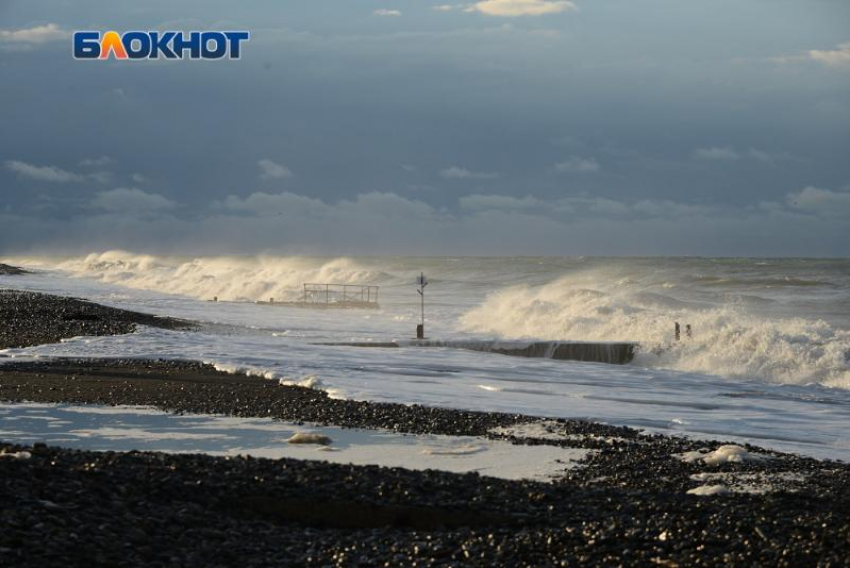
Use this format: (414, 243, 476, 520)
(459, 270, 850, 388)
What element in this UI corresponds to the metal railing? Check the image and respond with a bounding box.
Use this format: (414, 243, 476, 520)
(302, 283, 379, 306)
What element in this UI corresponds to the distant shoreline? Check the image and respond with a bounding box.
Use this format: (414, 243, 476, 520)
(0, 288, 194, 350)
(0, 263, 29, 276)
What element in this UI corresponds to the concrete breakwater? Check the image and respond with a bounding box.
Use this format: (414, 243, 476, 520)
(314, 340, 638, 365)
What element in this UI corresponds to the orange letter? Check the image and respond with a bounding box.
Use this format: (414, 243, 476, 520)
(99, 31, 128, 59)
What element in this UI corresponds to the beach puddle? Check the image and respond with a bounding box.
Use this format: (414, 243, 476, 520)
(0, 403, 591, 481)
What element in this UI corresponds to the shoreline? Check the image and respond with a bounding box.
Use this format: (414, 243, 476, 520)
(0, 358, 637, 444)
(0, 289, 194, 350)
(0, 264, 29, 276)
(1, 286, 849, 564)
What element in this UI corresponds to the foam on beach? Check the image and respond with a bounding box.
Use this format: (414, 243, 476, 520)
(421, 444, 486, 456)
(0, 450, 32, 460)
(677, 445, 772, 465)
(687, 484, 730, 496)
(688, 471, 808, 495)
(287, 432, 333, 445)
(279, 375, 323, 389)
(489, 421, 633, 445)
(211, 362, 282, 380)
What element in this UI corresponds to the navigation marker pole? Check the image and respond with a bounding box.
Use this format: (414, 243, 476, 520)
(416, 272, 428, 339)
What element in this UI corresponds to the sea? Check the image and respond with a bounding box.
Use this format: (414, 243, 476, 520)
(2, 252, 849, 461)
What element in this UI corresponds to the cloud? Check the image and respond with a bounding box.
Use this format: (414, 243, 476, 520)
(80, 156, 112, 167)
(692, 147, 740, 162)
(130, 173, 148, 184)
(808, 42, 850, 68)
(460, 194, 540, 211)
(553, 196, 631, 216)
(691, 146, 793, 166)
(0, 23, 69, 44)
(785, 186, 850, 217)
(5, 159, 112, 184)
(87, 171, 112, 184)
(747, 148, 799, 167)
(222, 191, 438, 221)
(432, 4, 456, 11)
(220, 191, 327, 217)
(374, 9, 402, 17)
(439, 166, 499, 179)
(258, 159, 293, 180)
(5, 160, 82, 183)
(748, 148, 774, 165)
(554, 155, 600, 173)
(2, 187, 846, 256)
(466, 0, 579, 17)
(630, 199, 714, 219)
(772, 42, 850, 69)
(91, 188, 177, 212)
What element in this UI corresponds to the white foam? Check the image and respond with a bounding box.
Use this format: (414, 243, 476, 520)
(279, 375, 323, 389)
(689, 471, 807, 494)
(687, 484, 730, 496)
(287, 432, 332, 445)
(70, 427, 236, 441)
(677, 445, 771, 465)
(0, 450, 32, 460)
(15, 251, 388, 303)
(422, 444, 485, 456)
(460, 272, 850, 389)
(489, 421, 632, 444)
(212, 362, 281, 381)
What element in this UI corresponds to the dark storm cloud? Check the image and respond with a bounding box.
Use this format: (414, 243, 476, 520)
(0, 0, 848, 255)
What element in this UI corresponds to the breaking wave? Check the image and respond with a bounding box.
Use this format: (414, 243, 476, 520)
(14, 251, 389, 302)
(7, 252, 850, 389)
(460, 272, 850, 389)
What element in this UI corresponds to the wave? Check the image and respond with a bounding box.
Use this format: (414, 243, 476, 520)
(8, 252, 849, 389)
(459, 272, 850, 389)
(12, 251, 390, 302)
(690, 276, 832, 288)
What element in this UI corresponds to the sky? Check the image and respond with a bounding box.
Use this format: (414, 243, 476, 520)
(0, 0, 848, 256)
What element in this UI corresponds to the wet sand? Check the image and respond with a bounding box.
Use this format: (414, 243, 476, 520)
(1, 286, 849, 565)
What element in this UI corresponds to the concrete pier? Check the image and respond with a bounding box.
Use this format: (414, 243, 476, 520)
(312, 339, 637, 365)
(411, 340, 637, 365)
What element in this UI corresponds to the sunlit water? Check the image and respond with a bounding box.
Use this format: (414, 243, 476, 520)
(2, 253, 849, 461)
